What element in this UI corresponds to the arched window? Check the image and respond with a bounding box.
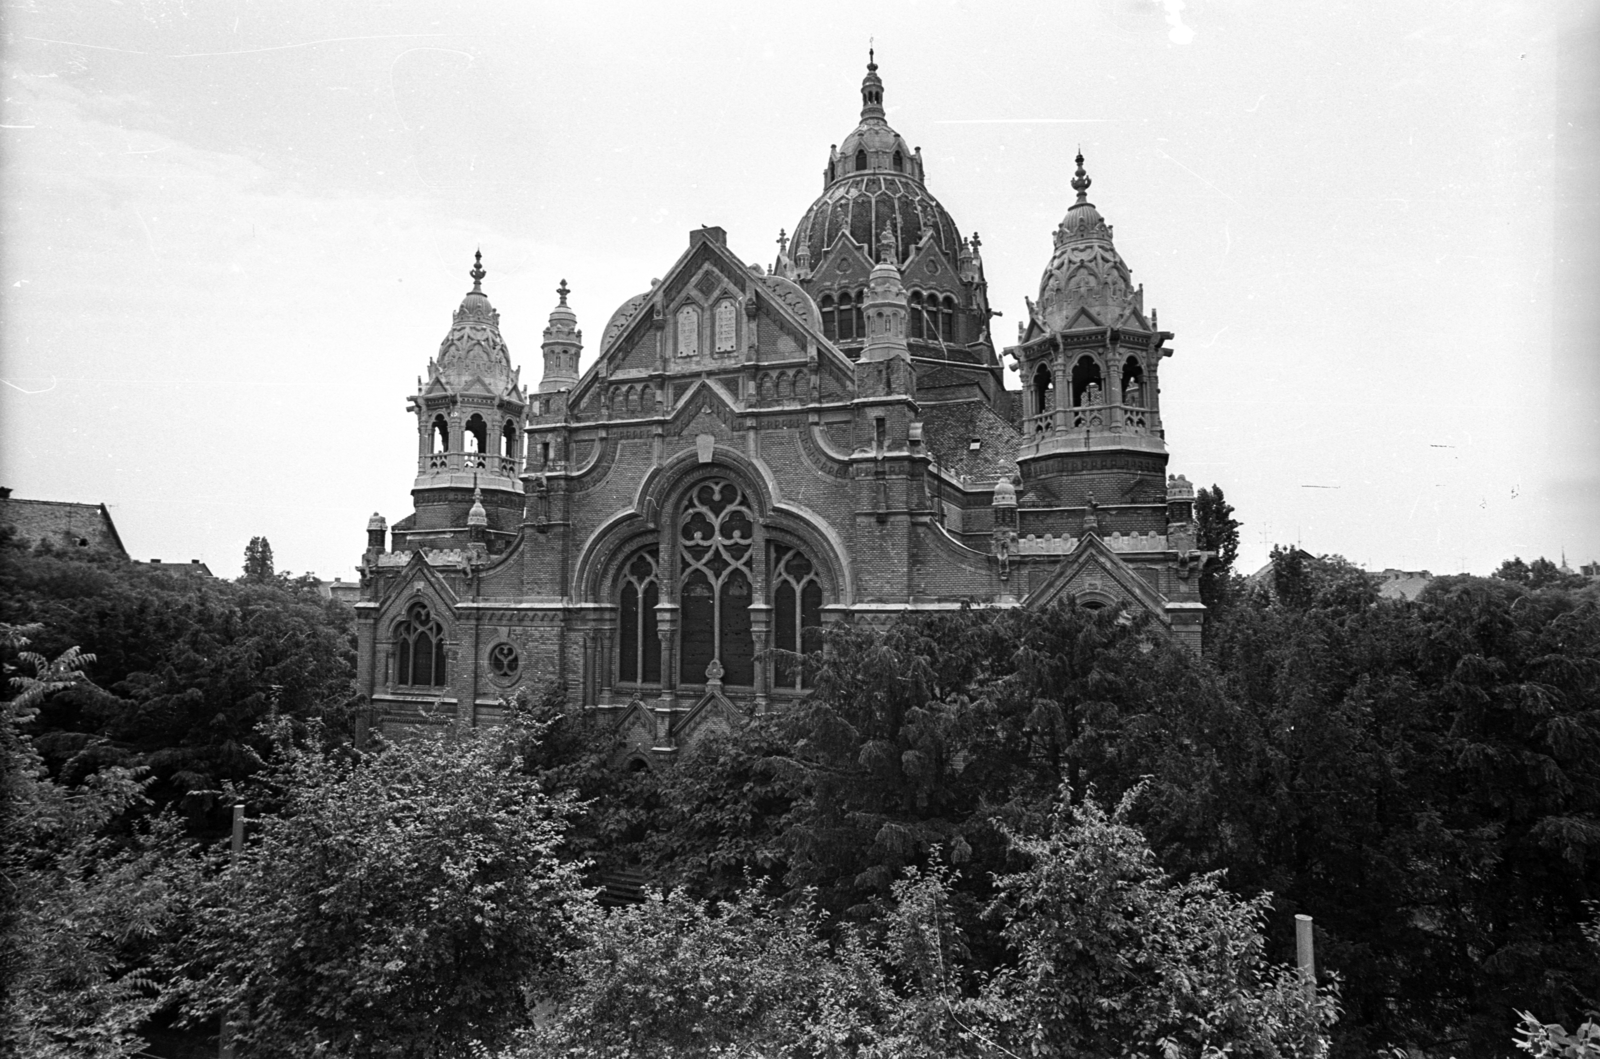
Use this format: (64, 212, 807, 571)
(892, 150, 903, 172)
(1033, 363, 1056, 421)
(771, 545, 823, 690)
(501, 419, 518, 459)
(855, 291, 867, 339)
(677, 304, 699, 357)
(432, 415, 449, 453)
(714, 299, 737, 353)
(618, 550, 661, 685)
(855, 149, 868, 172)
(835, 292, 855, 341)
(465, 414, 487, 454)
(394, 602, 447, 687)
(1072, 356, 1104, 407)
(908, 292, 924, 339)
(679, 479, 754, 687)
(940, 296, 956, 342)
(1121, 356, 1145, 406)
(819, 294, 836, 341)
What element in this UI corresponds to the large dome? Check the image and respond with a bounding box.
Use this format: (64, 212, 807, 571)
(790, 56, 963, 268)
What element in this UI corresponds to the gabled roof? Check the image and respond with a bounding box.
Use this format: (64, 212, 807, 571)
(1024, 532, 1170, 621)
(0, 496, 130, 560)
(576, 228, 856, 411)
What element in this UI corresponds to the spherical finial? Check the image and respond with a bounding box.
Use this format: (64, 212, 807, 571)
(557, 278, 569, 306)
(470, 249, 486, 291)
(1071, 150, 1091, 201)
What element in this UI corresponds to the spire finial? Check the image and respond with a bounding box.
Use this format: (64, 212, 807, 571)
(470, 248, 486, 292)
(868, 40, 876, 71)
(1071, 149, 1091, 202)
(776, 228, 789, 253)
(860, 43, 884, 121)
(557, 278, 569, 306)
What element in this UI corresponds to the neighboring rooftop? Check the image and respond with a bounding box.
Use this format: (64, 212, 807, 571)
(146, 559, 215, 577)
(1375, 568, 1434, 601)
(0, 489, 130, 560)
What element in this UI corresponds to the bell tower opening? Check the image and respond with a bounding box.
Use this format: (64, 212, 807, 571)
(1033, 362, 1055, 416)
(1071, 356, 1103, 407)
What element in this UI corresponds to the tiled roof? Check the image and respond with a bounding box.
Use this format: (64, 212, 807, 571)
(921, 398, 1021, 484)
(0, 497, 129, 559)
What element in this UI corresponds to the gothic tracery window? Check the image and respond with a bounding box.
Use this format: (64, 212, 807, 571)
(679, 479, 754, 686)
(488, 642, 520, 683)
(394, 602, 447, 687)
(771, 544, 822, 690)
(618, 549, 661, 685)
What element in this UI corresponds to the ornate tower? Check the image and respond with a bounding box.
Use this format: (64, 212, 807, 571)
(778, 53, 1003, 405)
(540, 279, 582, 394)
(1010, 153, 1173, 536)
(396, 252, 528, 554)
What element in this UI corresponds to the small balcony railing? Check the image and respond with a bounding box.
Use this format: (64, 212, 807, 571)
(419, 451, 520, 476)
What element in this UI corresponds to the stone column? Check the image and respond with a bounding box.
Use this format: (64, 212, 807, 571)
(580, 631, 595, 707)
(1107, 357, 1123, 430)
(597, 627, 616, 706)
(748, 603, 772, 712)
(1054, 350, 1070, 432)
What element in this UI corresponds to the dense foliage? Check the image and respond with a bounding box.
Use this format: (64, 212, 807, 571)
(5, 525, 1597, 1057)
(164, 715, 593, 1059)
(2, 626, 197, 1058)
(595, 558, 1600, 1057)
(0, 529, 357, 830)
(521, 788, 1329, 1059)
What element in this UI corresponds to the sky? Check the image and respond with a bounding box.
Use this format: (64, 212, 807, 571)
(3, 0, 1597, 581)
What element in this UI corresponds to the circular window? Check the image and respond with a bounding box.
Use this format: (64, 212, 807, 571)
(487, 642, 520, 683)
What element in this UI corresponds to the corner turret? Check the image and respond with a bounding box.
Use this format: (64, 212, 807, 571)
(540, 279, 582, 394)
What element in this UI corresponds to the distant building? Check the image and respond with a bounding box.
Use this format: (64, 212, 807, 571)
(0, 488, 130, 560)
(146, 559, 215, 577)
(1375, 569, 1433, 600)
(308, 577, 362, 605)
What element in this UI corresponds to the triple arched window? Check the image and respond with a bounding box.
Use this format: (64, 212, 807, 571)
(614, 478, 824, 693)
(394, 602, 447, 687)
(819, 291, 865, 342)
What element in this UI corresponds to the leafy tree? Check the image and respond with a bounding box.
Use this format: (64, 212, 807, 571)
(1495, 555, 1590, 592)
(170, 715, 593, 1059)
(1, 625, 197, 1059)
(240, 536, 275, 583)
(1195, 484, 1242, 611)
(523, 887, 909, 1058)
(979, 786, 1338, 1057)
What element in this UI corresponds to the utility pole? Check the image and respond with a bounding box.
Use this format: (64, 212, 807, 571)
(1295, 913, 1315, 1003)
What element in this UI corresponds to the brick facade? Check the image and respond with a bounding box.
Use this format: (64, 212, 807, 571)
(355, 62, 1211, 756)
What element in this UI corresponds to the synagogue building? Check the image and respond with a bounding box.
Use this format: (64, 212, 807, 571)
(355, 57, 1210, 757)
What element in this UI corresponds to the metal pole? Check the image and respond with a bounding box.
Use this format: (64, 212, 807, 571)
(1295, 913, 1316, 1004)
(220, 804, 244, 1059)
